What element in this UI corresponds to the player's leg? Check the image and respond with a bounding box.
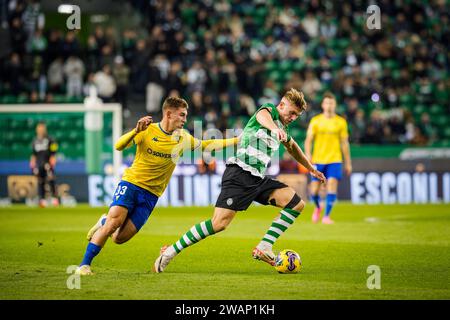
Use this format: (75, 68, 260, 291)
(36, 166, 46, 207)
(153, 207, 236, 273)
(254, 187, 304, 265)
(310, 164, 325, 223)
(321, 163, 342, 224)
(310, 180, 322, 223)
(322, 178, 338, 224)
(77, 205, 128, 275)
(111, 187, 158, 244)
(45, 164, 59, 206)
(111, 218, 138, 244)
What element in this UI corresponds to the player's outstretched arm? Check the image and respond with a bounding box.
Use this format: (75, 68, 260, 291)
(283, 138, 326, 184)
(115, 116, 152, 151)
(198, 136, 239, 152)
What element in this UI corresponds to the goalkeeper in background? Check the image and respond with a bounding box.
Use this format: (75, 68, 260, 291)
(30, 122, 59, 208)
(76, 97, 239, 275)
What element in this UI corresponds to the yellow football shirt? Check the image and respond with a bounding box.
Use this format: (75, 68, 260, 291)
(121, 123, 200, 197)
(307, 114, 348, 164)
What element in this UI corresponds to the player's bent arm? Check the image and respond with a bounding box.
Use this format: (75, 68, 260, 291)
(283, 139, 315, 172)
(256, 108, 287, 141)
(341, 137, 352, 173)
(114, 129, 138, 151)
(49, 155, 56, 168)
(255, 108, 279, 131)
(30, 154, 36, 169)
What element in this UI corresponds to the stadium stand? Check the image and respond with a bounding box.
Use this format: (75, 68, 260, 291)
(0, 0, 449, 161)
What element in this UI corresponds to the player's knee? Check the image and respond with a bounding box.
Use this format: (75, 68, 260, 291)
(284, 193, 304, 212)
(102, 220, 121, 235)
(294, 199, 305, 212)
(111, 234, 127, 244)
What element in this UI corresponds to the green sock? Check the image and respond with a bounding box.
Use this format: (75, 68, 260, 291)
(171, 219, 216, 254)
(260, 208, 301, 248)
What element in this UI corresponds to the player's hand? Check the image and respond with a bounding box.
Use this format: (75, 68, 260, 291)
(311, 169, 326, 184)
(272, 128, 287, 142)
(49, 157, 56, 169)
(345, 163, 352, 176)
(135, 116, 153, 133)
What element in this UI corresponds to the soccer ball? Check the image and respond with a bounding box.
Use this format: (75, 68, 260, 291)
(274, 249, 302, 274)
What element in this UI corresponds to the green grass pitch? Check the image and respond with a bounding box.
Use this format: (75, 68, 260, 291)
(0, 203, 449, 299)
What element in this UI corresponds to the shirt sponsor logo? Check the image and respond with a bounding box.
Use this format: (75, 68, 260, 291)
(146, 148, 178, 159)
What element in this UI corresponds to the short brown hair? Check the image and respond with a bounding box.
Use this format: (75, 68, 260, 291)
(162, 97, 189, 112)
(322, 91, 336, 103)
(284, 88, 307, 111)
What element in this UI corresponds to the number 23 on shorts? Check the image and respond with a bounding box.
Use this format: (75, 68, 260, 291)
(114, 185, 128, 198)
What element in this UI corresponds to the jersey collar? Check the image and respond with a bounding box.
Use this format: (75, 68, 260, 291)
(158, 122, 172, 135)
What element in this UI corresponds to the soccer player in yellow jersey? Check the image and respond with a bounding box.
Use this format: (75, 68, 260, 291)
(305, 92, 352, 224)
(76, 97, 238, 275)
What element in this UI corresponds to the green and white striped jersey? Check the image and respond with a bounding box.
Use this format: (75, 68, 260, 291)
(227, 103, 292, 177)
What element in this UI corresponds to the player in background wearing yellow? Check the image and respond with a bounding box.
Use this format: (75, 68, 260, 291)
(76, 97, 239, 275)
(305, 92, 352, 224)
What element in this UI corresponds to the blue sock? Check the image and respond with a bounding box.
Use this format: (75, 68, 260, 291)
(80, 242, 102, 266)
(311, 194, 321, 208)
(325, 193, 337, 217)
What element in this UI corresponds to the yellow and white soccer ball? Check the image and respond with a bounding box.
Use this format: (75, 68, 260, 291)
(274, 249, 302, 274)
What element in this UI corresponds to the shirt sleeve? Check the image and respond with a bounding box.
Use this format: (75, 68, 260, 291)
(340, 119, 349, 139)
(285, 126, 292, 143)
(307, 118, 316, 137)
(257, 103, 276, 119)
(133, 129, 146, 145)
(186, 131, 201, 150)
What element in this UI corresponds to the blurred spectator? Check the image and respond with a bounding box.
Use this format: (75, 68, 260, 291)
(28, 28, 47, 54)
(186, 61, 207, 95)
(301, 12, 318, 38)
(349, 109, 366, 144)
(112, 56, 130, 117)
(93, 64, 116, 102)
(47, 57, 64, 93)
(61, 31, 80, 59)
(4, 52, 23, 94)
(10, 17, 27, 54)
(302, 69, 322, 98)
(131, 39, 150, 93)
(0, 0, 448, 147)
(64, 55, 85, 98)
(146, 55, 168, 113)
(417, 113, 437, 145)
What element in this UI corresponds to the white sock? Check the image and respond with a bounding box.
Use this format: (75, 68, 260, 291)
(257, 241, 273, 252)
(163, 245, 177, 258)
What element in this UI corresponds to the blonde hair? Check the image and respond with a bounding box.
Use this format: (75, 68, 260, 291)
(284, 88, 307, 111)
(162, 97, 189, 112)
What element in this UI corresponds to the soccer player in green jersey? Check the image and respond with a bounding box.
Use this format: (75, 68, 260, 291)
(153, 88, 326, 272)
